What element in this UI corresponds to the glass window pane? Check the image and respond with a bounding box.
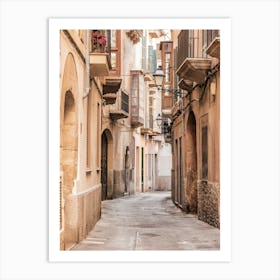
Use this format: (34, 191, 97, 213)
(111, 52, 117, 69)
(165, 53, 171, 82)
(164, 85, 171, 96)
(132, 75, 138, 97)
(111, 30, 117, 48)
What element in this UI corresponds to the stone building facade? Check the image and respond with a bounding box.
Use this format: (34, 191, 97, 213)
(170, 30, 220, 228)
(59, 29, 168, 250)
(59, 28, 220, 250)
(60, 30, 103, 250)
(100, 29, 167, 198)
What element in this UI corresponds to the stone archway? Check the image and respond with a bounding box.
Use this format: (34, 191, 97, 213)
(60, 53, 79, 250)
(101, 129, 113, 200)
(61, 91, 78, 195)
(185, 111, 197, 213)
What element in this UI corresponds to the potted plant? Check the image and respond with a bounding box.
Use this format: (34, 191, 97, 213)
(91, 30, 107, 53)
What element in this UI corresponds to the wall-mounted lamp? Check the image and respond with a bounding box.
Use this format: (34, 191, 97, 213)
(155, 113, 163, 127)
(152, 66, 165, 88)
(153, 66, 182, 99)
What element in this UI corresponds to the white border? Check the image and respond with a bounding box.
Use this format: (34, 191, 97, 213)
(49, 18, 231, 262)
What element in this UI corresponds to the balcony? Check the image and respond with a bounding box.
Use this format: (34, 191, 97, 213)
(206, 37, 220, 59)
(178, 78, 193, 92)
(148, 30, 163, 39)
(164, 133, 172, 143)
(140, 128, 160, 136)
(89, 52, 110, 77)
(102, 78, 122, 105)
(176, 58, 211, 84)
(176, 30, 219, 84)
(109, 91, 129, 121)
(126, 30, 143, 44)
(131, 70, 145, 128)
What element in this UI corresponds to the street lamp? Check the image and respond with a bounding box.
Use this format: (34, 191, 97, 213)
(152, 66, 182, 99)
(153, 66, 165, 88)
(155, 113, 163, 127)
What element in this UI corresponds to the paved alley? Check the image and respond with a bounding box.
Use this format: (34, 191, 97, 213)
(71, 192, 220, 250)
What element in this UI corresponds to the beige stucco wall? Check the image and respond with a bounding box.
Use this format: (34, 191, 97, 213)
(171, 30, 220, 228)
(196, 70, 220, 228)
(172, 73, 220, 227)
(60, 30, 101, 250)
(102, 30, 155, 198)
(60, 29, 171, 249)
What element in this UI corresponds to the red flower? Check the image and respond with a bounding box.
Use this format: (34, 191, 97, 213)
(92, 31, 107, 46)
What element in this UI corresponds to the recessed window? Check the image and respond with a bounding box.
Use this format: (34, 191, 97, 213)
(110, 30, 117, 48)
(110, 52, 117, 69)
(130, 71, 144, 127)
(164, 53, 171, 82)
(201, 126, 208, 180)
(109, 30, 121, 75)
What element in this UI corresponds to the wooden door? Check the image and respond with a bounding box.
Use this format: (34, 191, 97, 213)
(101, 133, 108, 201)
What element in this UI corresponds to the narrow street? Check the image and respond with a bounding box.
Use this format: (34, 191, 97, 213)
(59, 29, 221, 251)
(72, 192, 220, 250)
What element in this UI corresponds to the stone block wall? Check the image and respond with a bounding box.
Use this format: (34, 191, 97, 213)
(62, 185, 101, 250)
(197, 180, 220, 228)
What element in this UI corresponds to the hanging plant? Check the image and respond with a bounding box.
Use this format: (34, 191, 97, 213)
(91, 30, 107, 52)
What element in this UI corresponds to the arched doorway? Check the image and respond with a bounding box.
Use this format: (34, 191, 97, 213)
(61, 91, 78, 195)
(101, 129, 113, 200)
(60, 53, 78, 249)
(186, 111, 197, 213)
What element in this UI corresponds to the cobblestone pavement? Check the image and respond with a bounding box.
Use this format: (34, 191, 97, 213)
(72, 191, 220, 250)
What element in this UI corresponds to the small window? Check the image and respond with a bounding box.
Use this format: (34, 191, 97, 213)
(189, 30, 194, 57)
(164, 85, 171, 96)
(110, 52, 117, 69)
(164, 53, 171, 82)
(109, 30, 121, 75)
(111, 30, 117, 48)
(202, 30, 208, 58)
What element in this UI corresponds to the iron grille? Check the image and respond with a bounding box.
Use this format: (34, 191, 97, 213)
(207, 30, 219, 46)
(121, 91, 129, 113)
(177, 30, 189, 68)
(178, 30, 220, 67)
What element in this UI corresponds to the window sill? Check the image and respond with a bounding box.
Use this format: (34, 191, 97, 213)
(85, 168, 92, 174)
